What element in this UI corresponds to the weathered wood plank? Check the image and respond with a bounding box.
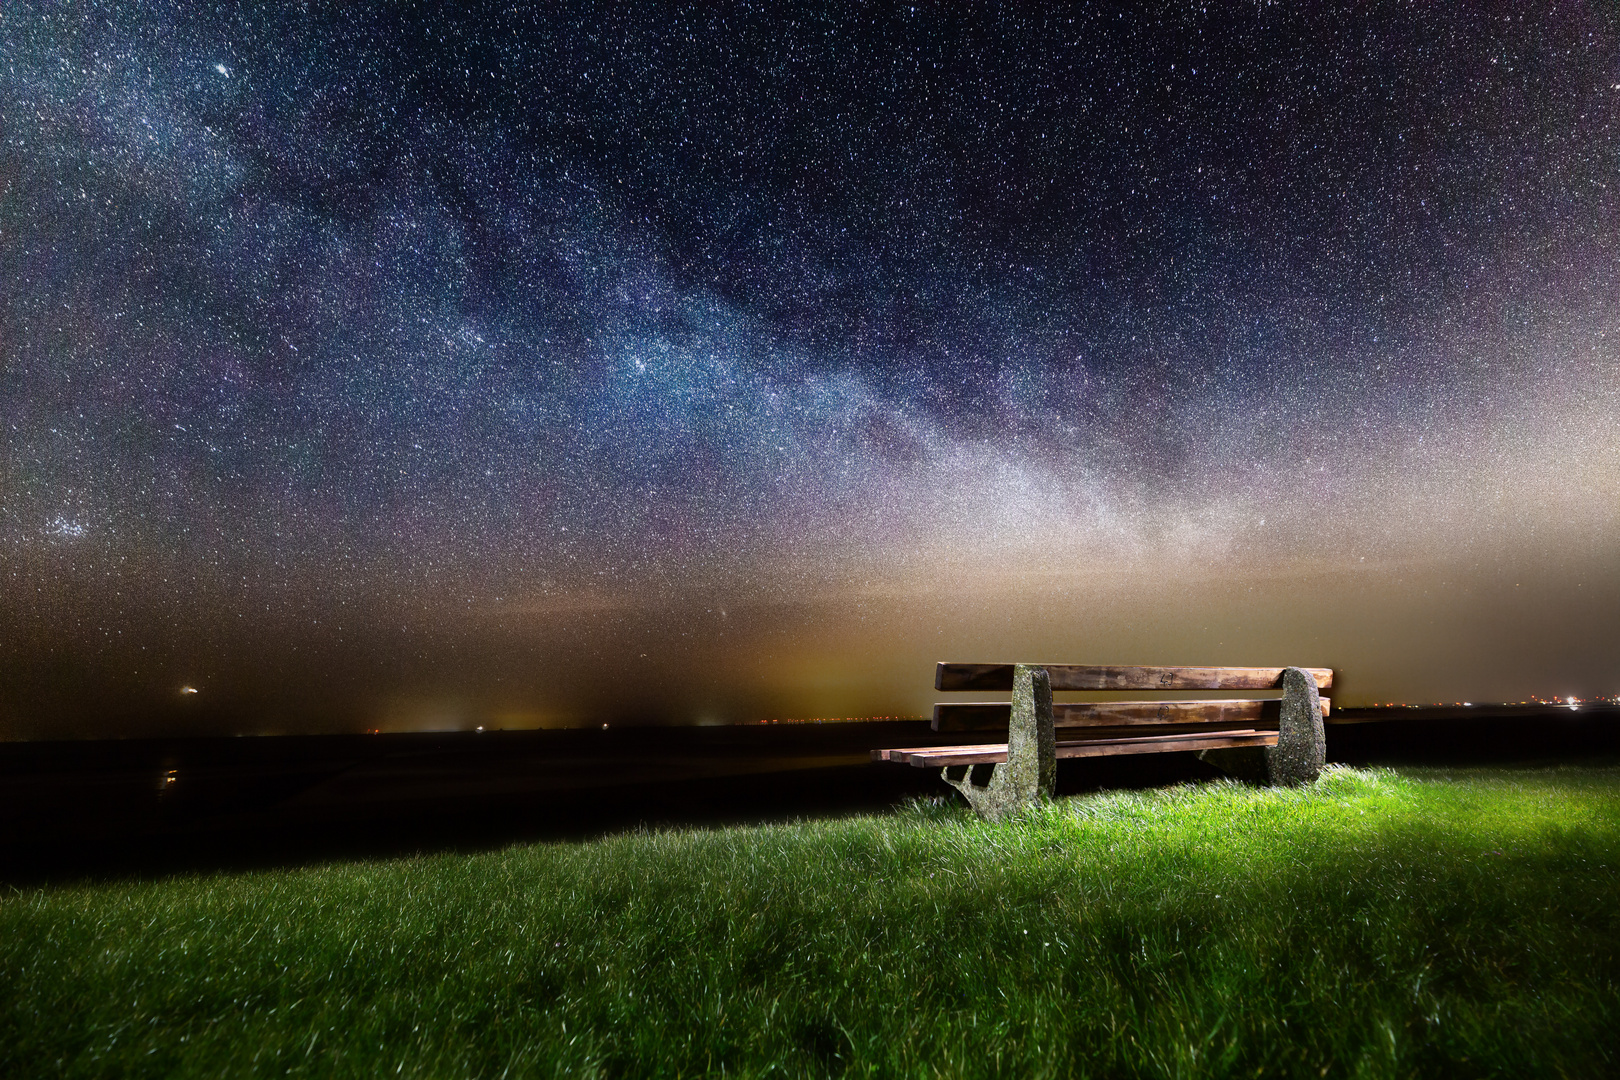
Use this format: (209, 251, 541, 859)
(1055, 730, 1277, 759)
(884, 742, 1010, 766)
(891, 729, 1280, 767)
(932, 698, 1330, 732)
(936, 663, 1333, 692)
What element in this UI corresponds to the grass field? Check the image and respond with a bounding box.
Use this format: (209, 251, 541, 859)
(3, 764, 1617, 1078)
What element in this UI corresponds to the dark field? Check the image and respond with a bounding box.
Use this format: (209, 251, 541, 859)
(2, 705, 1618, 880)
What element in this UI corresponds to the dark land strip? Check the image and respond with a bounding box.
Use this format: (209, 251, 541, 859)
(2, 705, 1617, 884)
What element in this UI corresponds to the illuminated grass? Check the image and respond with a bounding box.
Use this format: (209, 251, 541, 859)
(2, 765, 1618, 1078)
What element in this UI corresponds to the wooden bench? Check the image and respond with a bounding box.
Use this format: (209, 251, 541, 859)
(873, 663, 1333, 819)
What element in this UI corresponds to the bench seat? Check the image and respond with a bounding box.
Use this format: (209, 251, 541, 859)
(874, 728, 1280, 767)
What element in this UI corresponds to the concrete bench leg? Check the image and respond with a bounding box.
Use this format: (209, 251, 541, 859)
(1266, 665, 1325, 785)
(942, 664, 1055, 820)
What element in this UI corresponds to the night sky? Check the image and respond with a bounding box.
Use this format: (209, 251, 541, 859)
(4, 3, 1618, 738)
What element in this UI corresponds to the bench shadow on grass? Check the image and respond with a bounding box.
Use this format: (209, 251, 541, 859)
(3, 710, 1617, 886)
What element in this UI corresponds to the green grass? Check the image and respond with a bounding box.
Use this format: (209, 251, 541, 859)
(3, 765, 1618, 1078)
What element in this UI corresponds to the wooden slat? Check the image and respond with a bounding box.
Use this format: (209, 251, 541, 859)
(936, 663, 1333, 692)
(885, 729, 1280, 767)
(1056, 730, 1277, 759)
(933, 698, 1330, 732)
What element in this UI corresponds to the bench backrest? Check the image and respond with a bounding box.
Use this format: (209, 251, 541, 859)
(937, 664, 1333, 692)
(933, 663, 1333, 733)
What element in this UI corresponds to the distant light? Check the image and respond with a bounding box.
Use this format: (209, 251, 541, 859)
(475, 725, 484, 732)
(180, 686, 199, 695)
(601, 723, 609, 730)
(1463, 702, 1472, 706)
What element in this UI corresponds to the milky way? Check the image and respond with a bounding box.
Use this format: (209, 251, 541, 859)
(4, 3, 1618, 736)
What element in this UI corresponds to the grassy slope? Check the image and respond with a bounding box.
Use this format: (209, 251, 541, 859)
(2, 765, 1618, 1079)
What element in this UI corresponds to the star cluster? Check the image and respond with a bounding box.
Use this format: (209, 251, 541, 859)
(3, 3, 1618, 734)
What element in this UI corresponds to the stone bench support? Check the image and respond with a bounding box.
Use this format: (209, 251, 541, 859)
(941, 664, 1054, 821)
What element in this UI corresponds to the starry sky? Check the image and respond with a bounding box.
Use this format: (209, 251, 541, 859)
(3, 2, 1618, 738)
